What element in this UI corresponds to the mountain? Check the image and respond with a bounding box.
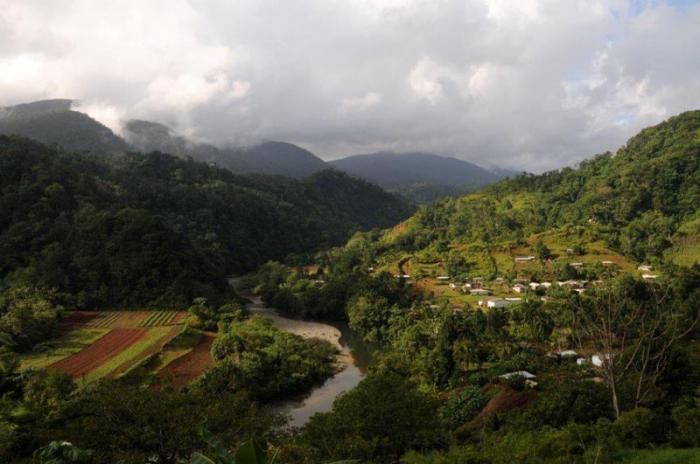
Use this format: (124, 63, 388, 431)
(330, 151, 512, 202)
(0, 99, 130, 154)
(124, 119, 326, 177)
(0, 135, 414, 308)
(232, 141, 327, 177)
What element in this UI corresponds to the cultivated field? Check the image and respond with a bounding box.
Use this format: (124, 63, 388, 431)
(19, 310, 214, 387)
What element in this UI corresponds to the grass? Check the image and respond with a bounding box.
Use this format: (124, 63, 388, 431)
(140, 311, 178, 327)
(615, 448, 700, 464)
(19, 328, 110, 370)
(79, 326, 175, 383)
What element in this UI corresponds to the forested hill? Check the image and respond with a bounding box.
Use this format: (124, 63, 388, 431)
(0, 136, 413, 308)
(371, 109, 700, 265)
(0, 99, 130, 154)
(124, 120, 327, 177)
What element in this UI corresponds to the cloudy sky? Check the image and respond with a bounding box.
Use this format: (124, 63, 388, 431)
(1, 0, 699, 171)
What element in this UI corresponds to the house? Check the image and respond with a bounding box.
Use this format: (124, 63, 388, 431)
(642, 274, 659, 280)
(558, 280, 584, 288)
(495, 277, 505, 283)
(505, 297, 522, 302)
(436, 276, 450, 281)
(367, 267, 374, 272)
(470, 288, 492, 296)
(570, 262, 584, 268)
(566, 248, 575, 254)
(513, 284, 528, 293)
(479, 298, 512, 309)
(500, 371, 537, 386)
(601, 260, 614, 266)
(592, 353, 613, 367)
(558, 350, 578, 357)
(515, 256, 536, 262)
(540, 282, 552, 289)
(576, 357, 589, 366)
(638, 264, 653, 272)
(449, 283, 457, 289)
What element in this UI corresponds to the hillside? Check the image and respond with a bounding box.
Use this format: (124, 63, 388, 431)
(0, 99, 130, 154)
(365, 110, 700, 270)
(330, 151, 512, 202)
(0, 135, 413, 308)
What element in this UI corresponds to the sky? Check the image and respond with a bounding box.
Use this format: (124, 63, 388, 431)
(1, 0, 699, 171)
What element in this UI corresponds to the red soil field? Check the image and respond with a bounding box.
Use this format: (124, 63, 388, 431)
(107, 326, 183, 378)
(159, 334, 215, 388)
(171, 311, 188, 324)
(50, 328, 148, 378)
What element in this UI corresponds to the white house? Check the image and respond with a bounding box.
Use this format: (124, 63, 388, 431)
(484, 298, 512, 309)
(592, 353, 614, 367)
(642, 274, 659, 280)
(500, 370, 536, 380)
(638, 264, 653, 272)
(576, 357, 589, 366)
(601, 260, 614, 266)
(559, 350, 578, 357)
(505, 297, 522, 302)
(540, 282, 552, 289)
(513, 284, 528, 293)
(436, 276, 450, 281)
(449, 283, 457, 289)
(515, 256, 536, 262)
(470, 288, 492, 296)
(570, 262, 584, 268)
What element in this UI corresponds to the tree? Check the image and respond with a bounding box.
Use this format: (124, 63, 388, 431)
(533, 239, 551, 261)
(573, 277, 699, 418)
(300, 372, 444, 462)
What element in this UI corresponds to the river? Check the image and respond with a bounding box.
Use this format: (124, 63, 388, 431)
(245, 294, 372, 427)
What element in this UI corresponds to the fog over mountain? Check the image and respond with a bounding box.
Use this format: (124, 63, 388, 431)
(2, 1, 700, 172)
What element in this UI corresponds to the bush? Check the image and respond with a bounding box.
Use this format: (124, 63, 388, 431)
(615, 408, 663, 449)
(440, 386, 488, 429)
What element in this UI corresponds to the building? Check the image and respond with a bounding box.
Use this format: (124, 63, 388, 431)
(480, 298, 513, 309)
(470, 288, 492, 296)
(436, 276, 450, 281)
(601, 260, 614, 266)
(500, 370, 536, 380)
(515, 256, 536, 262)
(638, 264, 653, 272)
(558, 350, 578, 357)
(642, 274, 659, 280)
(592, 353, 614, 367)
(513, 284, 528, 293)
(570, 262, 584, 268)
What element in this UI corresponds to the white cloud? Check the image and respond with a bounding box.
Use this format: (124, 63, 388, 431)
(0, 0, 699, 171)
(339, 92, 382, 113)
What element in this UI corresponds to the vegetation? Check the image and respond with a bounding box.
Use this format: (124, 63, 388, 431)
(2, 110, 700, 462)
(0, 135, 412, 313)
(205, 316, 338, 402)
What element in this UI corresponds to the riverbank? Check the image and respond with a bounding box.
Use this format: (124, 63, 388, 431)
(246, 295, 353, 370)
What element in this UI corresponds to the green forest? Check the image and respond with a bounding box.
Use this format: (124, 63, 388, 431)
(1, 110, 700, 463)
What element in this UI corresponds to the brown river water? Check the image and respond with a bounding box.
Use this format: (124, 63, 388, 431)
(241, 289, 372, 427)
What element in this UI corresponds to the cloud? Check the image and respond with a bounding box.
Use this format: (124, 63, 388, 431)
(0, 0, 699, 171)
(339, 92, 383, 113)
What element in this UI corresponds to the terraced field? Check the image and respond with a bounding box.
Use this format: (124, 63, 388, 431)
(19, 309, 209, 387)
